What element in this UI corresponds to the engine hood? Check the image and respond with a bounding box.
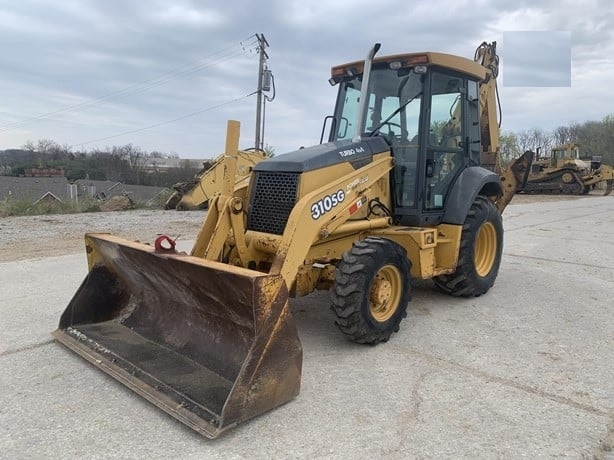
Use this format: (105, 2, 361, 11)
(253, 137, 390, 173)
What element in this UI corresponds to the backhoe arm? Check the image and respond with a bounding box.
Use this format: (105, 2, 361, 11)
(495, 150, 533, 212)
(473, 42, 534, 210)
(474, 41, 500, 165)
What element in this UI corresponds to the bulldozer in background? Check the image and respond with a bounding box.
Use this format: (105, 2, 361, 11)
(164, 149, 266, 210)
(53, 41, 532, 438)
(518, 142, 614, 195)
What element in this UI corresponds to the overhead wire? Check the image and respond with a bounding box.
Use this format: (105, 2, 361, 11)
(0, 34, 259, 133)
(69, 90, 257, 148)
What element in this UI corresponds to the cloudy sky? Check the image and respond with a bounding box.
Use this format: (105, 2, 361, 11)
(0, 0, 612, 159)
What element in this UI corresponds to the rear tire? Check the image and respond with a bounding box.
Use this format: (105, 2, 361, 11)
(433, 195, 503, 297)
(331, 237, 411, 344)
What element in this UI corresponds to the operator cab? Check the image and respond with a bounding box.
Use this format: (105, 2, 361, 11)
(326, 52, 485, 226)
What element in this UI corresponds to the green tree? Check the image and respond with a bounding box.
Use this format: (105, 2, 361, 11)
(574, 114, 614, 164)
(499, 131, 521, 162)
(264, 144, 275, 158)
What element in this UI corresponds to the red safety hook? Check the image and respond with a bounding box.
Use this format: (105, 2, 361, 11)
(154, 235, 177, 252)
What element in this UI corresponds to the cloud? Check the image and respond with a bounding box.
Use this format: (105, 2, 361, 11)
(0, 0, 612, 157)
(502, 31, 571, 87)
(150, 4, 226, 27)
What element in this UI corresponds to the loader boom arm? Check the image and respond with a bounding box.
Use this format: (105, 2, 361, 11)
(193, 145, 396, 290)
(271, 155, 394, 286)
(165, 146, 265, 210)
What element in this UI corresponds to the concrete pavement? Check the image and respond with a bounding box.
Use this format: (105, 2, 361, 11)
(1, 197, 612, 459)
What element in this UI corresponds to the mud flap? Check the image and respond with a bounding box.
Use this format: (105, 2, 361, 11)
(53, 234, 302, 438)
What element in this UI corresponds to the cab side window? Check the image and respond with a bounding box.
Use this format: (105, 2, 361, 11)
(425, 72, 464, 210)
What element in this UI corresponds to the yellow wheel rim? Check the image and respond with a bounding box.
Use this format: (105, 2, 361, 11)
(369, 265, 402, 322)
(474, 221, 497, 277)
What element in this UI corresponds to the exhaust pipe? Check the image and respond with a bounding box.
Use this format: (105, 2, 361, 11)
(352, 43, 381, 143)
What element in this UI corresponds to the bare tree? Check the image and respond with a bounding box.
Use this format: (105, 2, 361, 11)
(529, 128, 552, 156)
(21, 140, 36, 153)
(553, 125, 573, 145)
(36, 139, 58, 154)
(516, 130, 533, 153)
(553, 122, 582, 144)
(515, 128, 552, 157)
(123, 144, 148, 185)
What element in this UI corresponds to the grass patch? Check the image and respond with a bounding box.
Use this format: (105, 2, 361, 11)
(0, 193, 170, 217)
(0, 196, 101, 217)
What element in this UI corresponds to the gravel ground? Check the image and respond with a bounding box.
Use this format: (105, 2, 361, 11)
(0, 209, 206, 262)
(0, 193, 595, 263)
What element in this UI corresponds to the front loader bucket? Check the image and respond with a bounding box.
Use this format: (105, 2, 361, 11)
(53, 233, 302, 438)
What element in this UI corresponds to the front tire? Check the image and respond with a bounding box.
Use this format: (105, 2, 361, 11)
(434, 195, 503, 297)
(331, 237, 411, 344)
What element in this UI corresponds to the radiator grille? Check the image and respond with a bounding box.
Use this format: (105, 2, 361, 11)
(247, 171, 300, 235)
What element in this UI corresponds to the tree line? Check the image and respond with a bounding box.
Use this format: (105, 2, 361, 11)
(1, 114, 612, 183)
(0, 139, 212, 187)
(499, 114, 614, 165)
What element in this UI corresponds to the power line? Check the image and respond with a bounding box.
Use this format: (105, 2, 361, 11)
(0, 35, 259, 133)
(0, 40, 255, 132)
(69, 91, 257, 149)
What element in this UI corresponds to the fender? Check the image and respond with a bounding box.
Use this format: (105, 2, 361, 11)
(443, 166, 502, 224)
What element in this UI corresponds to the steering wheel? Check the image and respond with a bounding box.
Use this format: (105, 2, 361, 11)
(380, 122, 406, 139)
(377, 122, 406, 145)
(380, 122, 403, 132)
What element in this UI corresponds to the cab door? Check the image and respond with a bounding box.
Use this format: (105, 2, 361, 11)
(396, 69, 480, 226)
(423, 71, 467, 212)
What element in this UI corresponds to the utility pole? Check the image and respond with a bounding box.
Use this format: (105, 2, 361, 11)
(254, 33, 269, 151)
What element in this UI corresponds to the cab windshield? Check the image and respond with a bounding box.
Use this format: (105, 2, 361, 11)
(333, 65, 423, 145)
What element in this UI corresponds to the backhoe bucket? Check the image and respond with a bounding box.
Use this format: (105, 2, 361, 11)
(53, 233, 302, 438)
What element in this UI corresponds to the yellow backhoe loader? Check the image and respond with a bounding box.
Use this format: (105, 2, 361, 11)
(53, 42, 532, 438)
(519, 142, 614, 195)
(164, 149, 266, 210)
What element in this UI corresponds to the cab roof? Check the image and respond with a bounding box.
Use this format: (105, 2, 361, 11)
(331, 51, 486, 81)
